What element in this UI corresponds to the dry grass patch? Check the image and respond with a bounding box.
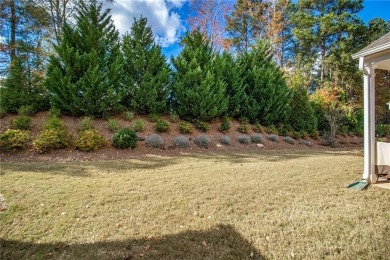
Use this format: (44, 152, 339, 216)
(1, 149, 389, 259)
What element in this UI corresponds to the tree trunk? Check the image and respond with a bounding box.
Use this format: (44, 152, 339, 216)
(10, 0, 16, 63)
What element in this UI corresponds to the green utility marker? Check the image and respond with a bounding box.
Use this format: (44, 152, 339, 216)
(347, 180, 369, 190)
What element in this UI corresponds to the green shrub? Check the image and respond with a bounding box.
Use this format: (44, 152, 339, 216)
(267, 134, 278, 142)
(377, 124, 390, 137)
(44, 117, 65, 130)
(194, 135, 211, 148)
(253, 123, 263, 133)
(178, 121, 193, 134)
(174, 135, 190, 148)
(48, 107, 61, 118)
(219, 135, 231, 145)
(10, 115, 31, 130)
(155, 119, 170, 133)
(195, 121, 209, 132)
(237, 124, 248, 134)
(237, 134, 250, 144)
(75, 129, 106, 152)
(0, 107, 6, 118)
(148, 113, 161, 122)
(239, 117, 249, 124)
(250, 133, 263, 144)
(112, 128, 137, 149)
(107, 119, 120, 133)
(18, 105, 35, 116)
(123, 111, 134, 121)
(33, 128, 72, 153)
(219, 117, 231, 133)
(283, 136, 295, 145)
(79, 116, 94, 131)
(0, 129, 30, 152)
(266, 125, 279, 135)
(170, 112, 179, 123)
(145, 134, 165, 149)
(311, 130, 320, 140)
(132, 119, 146, 132)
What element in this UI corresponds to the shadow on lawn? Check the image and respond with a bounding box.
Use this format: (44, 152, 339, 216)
(1, 224, 265, 260)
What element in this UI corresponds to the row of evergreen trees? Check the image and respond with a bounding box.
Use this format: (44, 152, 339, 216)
(1, 1, 316, 134)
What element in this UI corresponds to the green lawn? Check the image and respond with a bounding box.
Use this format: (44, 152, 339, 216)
(1, 149, 389, 259)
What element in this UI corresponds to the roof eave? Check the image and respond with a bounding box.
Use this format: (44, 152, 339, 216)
(352, 43, 390, 59)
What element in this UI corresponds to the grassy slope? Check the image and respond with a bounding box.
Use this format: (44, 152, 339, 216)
(1, 149, 389, 259)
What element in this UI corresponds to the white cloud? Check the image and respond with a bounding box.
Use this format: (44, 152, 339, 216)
(107, 0, 187, 47)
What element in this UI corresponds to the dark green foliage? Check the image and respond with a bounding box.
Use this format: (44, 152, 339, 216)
(107, 119, 120, 133)
(195, 121, 209, 132)
(194, 135, 211, 148)
(0, 129, 30, 152)
(288, 86, 317, 134)
(122, 17, 170, 114)
(148, 113, 161, 122)
(112, 128, 137, 149)
(266, 125, 279, 135)
(155, 119, 170, 133)
(237, 134, 250, 144)
(75, 129, 106, 152)
(174, 135, 190, 149)
(250, 134, 263, 144)
(219, 117, 231, 133)
(377, 124, 390, 137)
(0, 58, 49, 113)
(145, 134, 165, 149)
(238, 41, 290, 125)
(46, 0, 123, 117)
(178, 121, 193, 134)
(18, 106, 35, 116)
(171, 30, 227, 121)
(219, 136, 231, 145)
(48, 108, 61, 118)
(10, 116, 31, 130)
(237, 124, 248, 134)
(311, 100, 329, 133)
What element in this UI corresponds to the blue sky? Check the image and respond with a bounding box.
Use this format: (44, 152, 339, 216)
(107, 0, 390, 58)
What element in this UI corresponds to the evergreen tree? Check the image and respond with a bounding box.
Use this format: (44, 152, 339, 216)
(171, 30, 227, 121)
(45, 0, 122, 117)
(216, 52, 246, 117)
(238, 40, 290, 125)
(288, 86, 317, 134)
(122, 17, 171, 114)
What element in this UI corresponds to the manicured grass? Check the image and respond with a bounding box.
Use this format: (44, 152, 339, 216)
(1, 149, 389, 259)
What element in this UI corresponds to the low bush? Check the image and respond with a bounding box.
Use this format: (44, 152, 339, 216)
(219, 117, 231, 133)
(311, 130, 320, 140)
(123, 111, 134, 121)
(44, 117, 65, 130)
(284, 136, 295, 145)
(107, 119, 120, 133)
(267, 134, 279, 142)
(0, 107, 6, 118)
(174, 135, 190, 149)
(253, 123, 263, 133)
(237, 124, 248, 134)
(195, 121, 209, 132)
(33, 128, 72, 153)
(18, 105, 35, 116)
(145, 134, 165, 149)
(48, 107, 61, 118)
(178, 121, 193, 134)
(170, 112, 179, 123)
(112, 128, 137, 149)
(155, 119, 170, 133)
(0, 129, 30, 152)
(239, 117, 249, 124)
(75, 129, 106, 152)
(266, 125, 279, 135)
(10, 115, 31, 130)
(377, 124, 390, 137)
(237, 134, 250, 144)
(250, 133, 263, 144)
(79, 116, 94, 132)
(219, 135, 231, 145)
(194, 135, 211, 148)
(148, 113, 161, 122)
(132, 119, 146, 132)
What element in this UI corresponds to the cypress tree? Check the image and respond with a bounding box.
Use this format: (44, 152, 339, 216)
(171, 30, 227, 121)
(122, 17, 171, 114)
(45, 0, 123, 117)
(238, 40, 290, 125)
(288, 86, 317, 134)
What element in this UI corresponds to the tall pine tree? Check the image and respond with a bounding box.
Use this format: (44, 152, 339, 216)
(238, 40, 290, 125)
(122, 17, 171, 114)
(171, 30, 227, 121)
(45, 0, 122, 117)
